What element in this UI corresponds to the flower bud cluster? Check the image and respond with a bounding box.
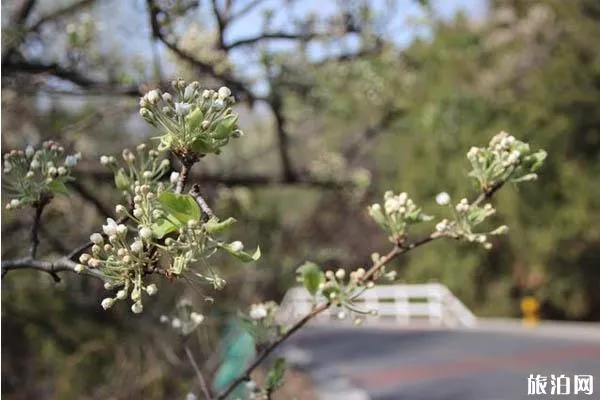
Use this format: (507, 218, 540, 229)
(138, 79, 243, 157)
(467, 131, 547, 190)
(3, 141, 80, 209)
(160, 299, 205, 336)
(434, 192, 509, 250)
(368, 191, 432, 242)
(100, 144, 172, 199)
(248, 301, 279, 321)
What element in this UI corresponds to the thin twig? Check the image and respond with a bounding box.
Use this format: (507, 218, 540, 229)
(29, 197, 49, 259)
(176, 162, 192, 194)
(216, 303, 329, 400)
(1, 257, 105, 281)
(189, 184, 215, 221)
(185, 345, 213, 400)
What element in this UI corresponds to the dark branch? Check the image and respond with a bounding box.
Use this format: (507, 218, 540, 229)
(1, 257, 105, 281)
(145, 0, 255, 104)
(189, 184, 215, 221)
(224, 31, 320, 50)
(29, 195, 50, 259)
(185, 346, 213, 400)
(2, 0, 37, 62)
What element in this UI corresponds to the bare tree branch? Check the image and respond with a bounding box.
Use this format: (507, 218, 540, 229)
(185, 345, 213, 400)
(189, 184, 215, 221)
(29, 196, 50, 259)
(2, 0, 38, 62)
(145, 0, 255, 104)
(1, 257, 105, 281)
(224, 31, 321, 50)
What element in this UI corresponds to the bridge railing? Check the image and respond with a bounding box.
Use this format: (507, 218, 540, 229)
(278, 283, 477, 328)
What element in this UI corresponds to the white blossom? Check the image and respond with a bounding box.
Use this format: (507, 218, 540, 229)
(436, 192, 451, 206)
(249, 304, 268, 320)
(146, 284, 158, 296)
(174, 102, 191, 116)
(102, 218, 119, 236)
(171, 318, 182, 329)
(116, 224, 128, 235)
(116, 290, 127, 300)
(25, 145, 34, 158)
(190, 312, 204, 324)
(74, 264, 85, 273)
(90, 233, 104, 245)
(101, 298, 115, 310)
(229, 241, 244, 252)
(131, 302, 144, 314)
(147, 89, 161, 104)
(130, 240, 143, 253)
(170, 172, 180, 184)
(139, 227, 153, 240)
(218, 86, 231, 99)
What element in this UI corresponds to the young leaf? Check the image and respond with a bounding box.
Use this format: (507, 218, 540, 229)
(157, 192, 201, 224)
(48, 180, 68, 195)
(296, 261, 323, 296)
(151, 217, 179, 239)
(204, 217, 237, 234)
(219, 243, 261, 263)
(266, 357, 286, 394)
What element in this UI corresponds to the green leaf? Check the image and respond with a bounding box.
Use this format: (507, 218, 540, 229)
(48, 180, 68, 195)
(296, 261, 323, 296)
(204, 217, 236, 234)
(191, 137, 214, 154)
(220, 243, 261, 263)
(266, 357, 286, 393)
(212, 114, 239, 139)
(151, 217, 179, 239)
(157, 192, 201, 225)
(114, 169, 130, 191)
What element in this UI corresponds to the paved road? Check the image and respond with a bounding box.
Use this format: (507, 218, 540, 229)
(280, 325, 600, 400)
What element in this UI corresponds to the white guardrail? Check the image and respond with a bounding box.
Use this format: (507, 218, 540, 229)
(278, 284, 477, 328)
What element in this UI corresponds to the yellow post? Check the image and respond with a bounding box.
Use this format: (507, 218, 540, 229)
(520, 296, 540, 327)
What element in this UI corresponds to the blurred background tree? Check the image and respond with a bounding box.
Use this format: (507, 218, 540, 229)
(2, 0, 599, 398)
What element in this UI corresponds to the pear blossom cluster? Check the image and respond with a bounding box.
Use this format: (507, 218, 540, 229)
(160, 299, 205, 335)
(138, 79, 243, 157)
(368, 191, 433, 241)
(248, 301, 279, 321)
(99, 143, 173, 199)
(434, 192, 509, 249)
(467, 131, 547, 190)
(3, 141, 80, 208)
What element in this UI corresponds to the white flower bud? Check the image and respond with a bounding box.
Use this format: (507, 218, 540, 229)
(115, 204, 127, 216)
(160, 159, 170, 169)
(152, 209, 163, 219)
(90, 233, 104, 245)
(147, 89, 161, 104)
(102, 218, 118, 236)
(30, 159, 40, 169)
(9, 199, 20, 208)
(229, 241, 244, 252)
(190, 312, 204, 324)
(133, 208, 143, 218)
(116, 224, 128, 235)
(100, 155, 110, 166)
(131, 302, 143, 314)
(104, 281, 113, 290)
(218, 86, 231, 99)
(25, 145, 35, 157)
(170, 172, 180, 184)
(25, 171, 34, 178)
(184, 84, 196, 101)
(57, 166, 67, 175)
(74, 264, 85, 273)
(160, 315, 169, 323)
(249, 304, 267, 320)
(213, 99, 224, 110)
(142, 170, 152, 179)
(335, 269, 346, 280)
(174, 102, 191, 116)
(101, 298, 115, 310)
(139, 227, 153, 240)
(64, 154, 80, 167)
(162, 93, 172, 102)
(435, 192, 451, 206)
(171, 318, 182, 329)
(116, 290, 127, 300)
(79, 253, 91, 263)
(337, 311, 346, 320)
(146, 284, 158, 296)
(131, 240, 143, 253)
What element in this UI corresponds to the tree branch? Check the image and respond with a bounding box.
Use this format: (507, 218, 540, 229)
(1, 257, 104, 282)
(216, 302, 329, 400)
(224, 31, 320, 50)
(189, 184, 215, 221)
(216, 180, 511, 398)
(29, 195, 50, 259)
(145, 0, 255, 104)
(185, 345, 213, 400)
